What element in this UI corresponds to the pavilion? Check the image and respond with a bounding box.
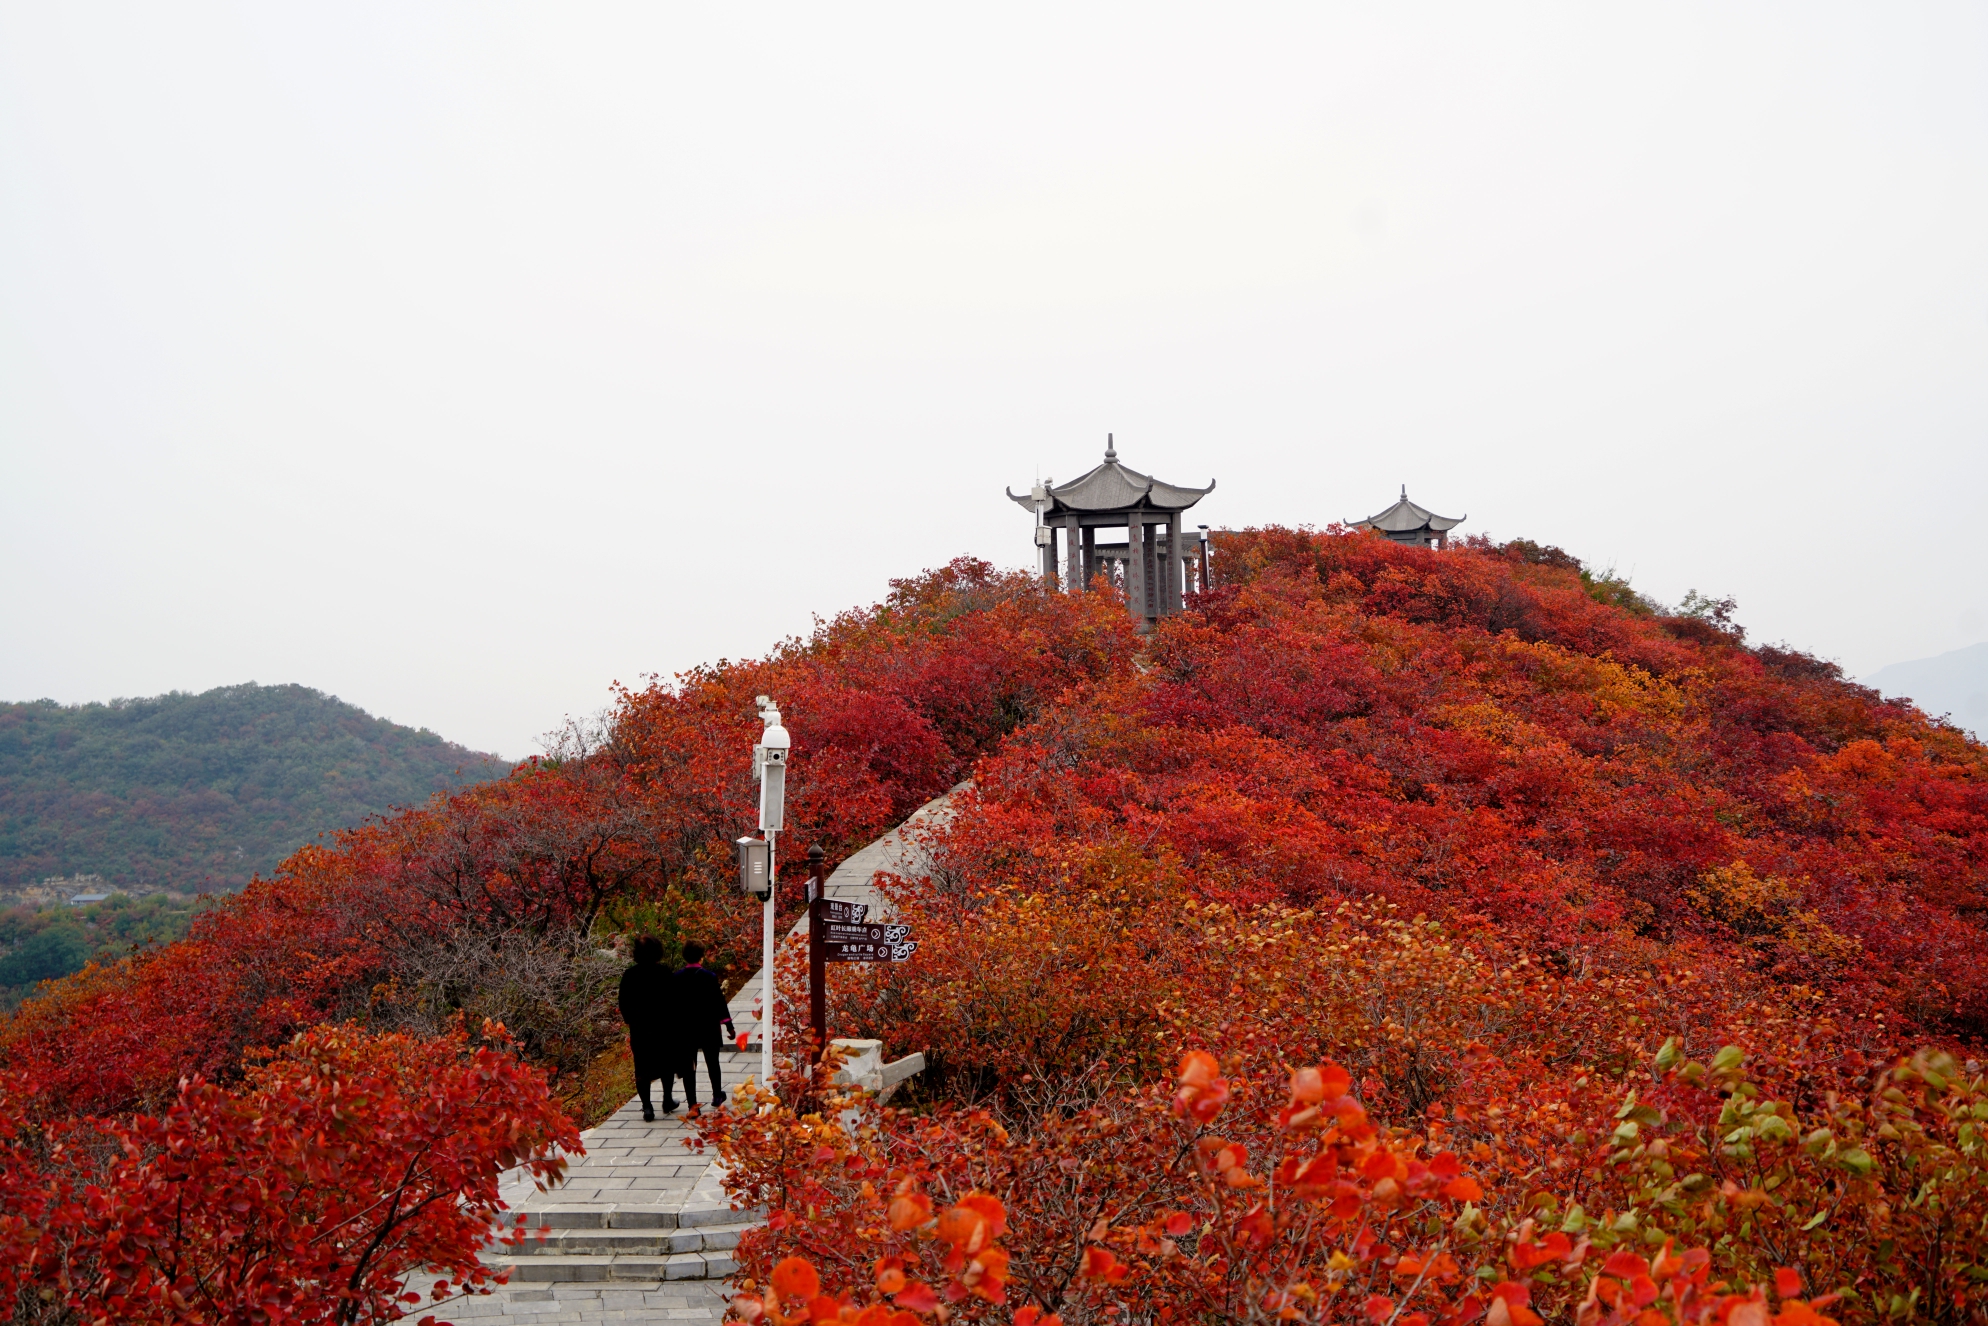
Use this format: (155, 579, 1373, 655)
(1008, 436, 1215, 631)
(1350, 487, 1465, 549)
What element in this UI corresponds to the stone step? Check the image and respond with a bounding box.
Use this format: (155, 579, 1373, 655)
(497, 1221, 754, 1257)
(484, 1248, 739, 1283)
(508, 1204, 764, 1231)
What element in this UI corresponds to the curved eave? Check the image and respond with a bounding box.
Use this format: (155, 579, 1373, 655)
(1343, 516, 1471, 536)
(1012, 469, 1216, 516)
(1351, 498, 1464, 533)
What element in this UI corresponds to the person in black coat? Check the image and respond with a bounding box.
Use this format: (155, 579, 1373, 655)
(618, 935, 678, 1122)
(672, 941, 736, 1114)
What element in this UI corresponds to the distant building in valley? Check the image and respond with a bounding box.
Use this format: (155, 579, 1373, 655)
(52, 874, 112, 906)
(1010, 436, 1215, 632)
(1350, 487, 1465, 549)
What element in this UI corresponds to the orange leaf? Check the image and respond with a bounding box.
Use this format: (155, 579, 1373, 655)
(887, 1193, 933, 1232)
(1441, 1176, 1483, 1202)
(936, 1203, 987, 1252)
(1774, 1269, 1804, 1300)
(1177, 1050, 1219, 1087)
(772, 1257, 820, 1303)
(957, 1192, 1007, 1240)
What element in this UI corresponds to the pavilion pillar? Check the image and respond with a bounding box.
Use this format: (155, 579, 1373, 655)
(1145, 520, 1160, 620)
(1064, 514, 1081, 593)
(1126, 517, 1147, 626)
(1164, 511, 1182, 615)
(1040, 525, 1057, 582)
(1081, 525, 1096, 590)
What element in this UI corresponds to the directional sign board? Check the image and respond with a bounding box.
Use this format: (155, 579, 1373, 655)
(822, 922, 908, 944)
(822, 920, 916, 963)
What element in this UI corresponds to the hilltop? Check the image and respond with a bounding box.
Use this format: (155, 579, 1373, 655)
(3, 542, 1986, 1321)
(0, 683, 507, 898)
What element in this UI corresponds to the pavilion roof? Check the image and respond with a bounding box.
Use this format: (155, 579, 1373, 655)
(1007, 438, 1215, 517)
(1350, 487, 1465, 533)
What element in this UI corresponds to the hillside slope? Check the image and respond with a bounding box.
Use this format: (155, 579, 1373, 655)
(0, 683, 507, 897)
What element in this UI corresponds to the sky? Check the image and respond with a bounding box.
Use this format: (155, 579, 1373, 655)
(3, 4, 1985, 759)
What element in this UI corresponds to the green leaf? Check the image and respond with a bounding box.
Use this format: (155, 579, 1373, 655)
(1756, 1115, 1796, 1143)
(1655, 1037, 1682, 1072)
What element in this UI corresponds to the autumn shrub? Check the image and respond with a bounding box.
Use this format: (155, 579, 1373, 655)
(724, 900, 1988, 1324)
(0, 1020, 576, 1325)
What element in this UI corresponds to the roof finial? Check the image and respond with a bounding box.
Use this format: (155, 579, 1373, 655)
(1105, 433, 1117, 463)
(1401, 484, 1408, 500)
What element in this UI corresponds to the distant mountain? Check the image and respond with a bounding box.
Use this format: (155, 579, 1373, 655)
(1863, 642, 1988, 739)
(0, 684, 508, 898)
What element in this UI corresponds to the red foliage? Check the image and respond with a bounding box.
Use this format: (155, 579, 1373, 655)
(7, 530, 1987, 1318)
(920, 529, 1986, 1031)
(0, 559, 1134, 1118)
(0, 1020, 576, 1324)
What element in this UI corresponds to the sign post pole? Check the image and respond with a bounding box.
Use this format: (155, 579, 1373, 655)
(807, 845, 826, 1062)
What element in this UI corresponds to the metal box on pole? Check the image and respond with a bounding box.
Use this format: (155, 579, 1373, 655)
(735, 836, 770, 899)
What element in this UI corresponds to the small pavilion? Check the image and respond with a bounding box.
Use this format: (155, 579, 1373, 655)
(1008, 436, 1215, 630)
(1350, 487, 1465, 549)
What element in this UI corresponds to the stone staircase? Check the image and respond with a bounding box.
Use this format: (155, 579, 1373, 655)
(486, 1199, 761, 1284)
(453, 788, 960, 1320)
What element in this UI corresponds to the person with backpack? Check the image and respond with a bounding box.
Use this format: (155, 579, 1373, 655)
(671, 941, 736, 1115)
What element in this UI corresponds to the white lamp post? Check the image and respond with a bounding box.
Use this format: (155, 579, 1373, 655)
(746, 695, 789, 1090)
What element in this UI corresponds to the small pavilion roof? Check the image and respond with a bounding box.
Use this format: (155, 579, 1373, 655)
(1008, 438, 1215, 517)
(1350, 487, 1464, 533)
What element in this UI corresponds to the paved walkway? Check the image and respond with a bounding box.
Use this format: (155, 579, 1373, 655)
(446, 790, 960, 1324)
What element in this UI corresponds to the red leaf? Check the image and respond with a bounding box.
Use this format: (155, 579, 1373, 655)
(1602, 1250, 1648, 1280)
(894, 1280, 941, 1313)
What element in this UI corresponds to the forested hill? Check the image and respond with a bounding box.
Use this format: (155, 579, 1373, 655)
(0, 684, 507, 897)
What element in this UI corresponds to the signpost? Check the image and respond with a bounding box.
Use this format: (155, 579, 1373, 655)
(805, 852, 916, 1059)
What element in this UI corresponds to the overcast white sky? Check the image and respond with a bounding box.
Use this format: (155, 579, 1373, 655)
(3, 4, 1985, 758)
